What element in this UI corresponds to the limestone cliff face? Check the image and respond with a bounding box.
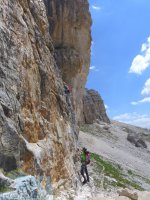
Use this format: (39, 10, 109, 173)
(82, 89, 110, 124)
(45, 0, 92, 122)
(0, 0, 78, 194)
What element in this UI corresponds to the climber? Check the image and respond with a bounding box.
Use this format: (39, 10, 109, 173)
(64, 82, 72, 106)
(80, 147, 90, 185)
(68, 85, 72, 93)
(64, 84, 70, 95)
(63, 81, 72, 94)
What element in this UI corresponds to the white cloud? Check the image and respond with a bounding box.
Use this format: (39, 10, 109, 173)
(113, 112, 150, 129)
(131, 101, 138, 105)
(131, 96, 150, 105)
(90, 66, 99, 72)
(90, 66, 96, 70)
(141, 78, 150, 95)
(129, 36, 150, 74)
(139, 97, 150, 103)
(92, 5, 101, 10)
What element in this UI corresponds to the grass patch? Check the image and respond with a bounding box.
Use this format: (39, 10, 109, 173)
(80, 125, 92, 133)
(91, 153, 144, 191)
(127, 169, 150, 185)
(0, 186, 13, 193)
(4, 168, 27, 179)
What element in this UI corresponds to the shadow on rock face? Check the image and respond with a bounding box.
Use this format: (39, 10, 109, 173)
(0, 155, 17, 172)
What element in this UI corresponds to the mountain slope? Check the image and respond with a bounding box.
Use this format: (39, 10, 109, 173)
(79, 121, 150, 191)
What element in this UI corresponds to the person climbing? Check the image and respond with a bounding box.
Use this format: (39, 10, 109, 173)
(64, 84, 70, 95)
(64, 82, 72, 95)
(64, 82, 72, 106)
(68, 85, 72, 93)
(80, 147, 90, 185)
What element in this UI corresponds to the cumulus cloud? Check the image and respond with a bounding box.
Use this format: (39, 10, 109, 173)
(92, 5, 101, 10)
(131, 97, 150, 105)
(141, 78, 150, 95)
(90, 66, 99, 72)
(129, 36, 150, 74)
(90, 66, 96, 70)
(113, 112, 150, 129)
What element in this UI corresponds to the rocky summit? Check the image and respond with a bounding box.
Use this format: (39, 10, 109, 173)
(82, 89, 110, 124)
(0, 0, 150, 200)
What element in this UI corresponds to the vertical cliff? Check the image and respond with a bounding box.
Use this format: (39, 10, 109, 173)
(0, 0, 94, 198)
(82, 89, 110, 124)
(45, 0, 92, 123)
(0, 0, 79, 195)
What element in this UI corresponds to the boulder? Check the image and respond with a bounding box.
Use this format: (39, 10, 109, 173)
(0, 176, 39, 200)
(127, 133, 147, 148)
(0, 172, 14, 187)
(117, 189, 138, 200)
(135, 139, 147, 148)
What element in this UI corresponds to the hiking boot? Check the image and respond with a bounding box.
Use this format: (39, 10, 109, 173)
(82, 180, 87, 185)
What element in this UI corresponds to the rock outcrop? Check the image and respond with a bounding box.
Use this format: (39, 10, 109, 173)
(0, 0, 90, 196)
(127, 133, 147, 148)
(125, 126, 148, 148)
(0, 0, 116, 198)
(0, 172, 14, 189)
(82, 89, 110, 124)
(0, 176, 43, 200)
(45, 0, 92, 122)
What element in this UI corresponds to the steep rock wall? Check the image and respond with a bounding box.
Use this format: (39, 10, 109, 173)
(82, 89, 110, 124)
(45, 0, 92, 123)
(0, 0, 77, 194)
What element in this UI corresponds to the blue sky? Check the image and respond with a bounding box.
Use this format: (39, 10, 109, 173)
(87, 0, 150, 128)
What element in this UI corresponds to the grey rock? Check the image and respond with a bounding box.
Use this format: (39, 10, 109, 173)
(117, 189, 138, 200)
(127, 133, 137, 144)
(45, 0, 92, 123)
(0, 173, 14, 188)
(127, 133, 147, 149)
(0, 176, 40, 200)
(0, 0, 84, 194)
(0, 155, 17, 172)
(82, 89, 110, 124)
(0, 176, 52, 200)
(135, 139, 147, 148)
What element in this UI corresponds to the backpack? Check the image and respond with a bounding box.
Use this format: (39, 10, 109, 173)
(68, 85, 72, 93)
(86, 151, 90, 165)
